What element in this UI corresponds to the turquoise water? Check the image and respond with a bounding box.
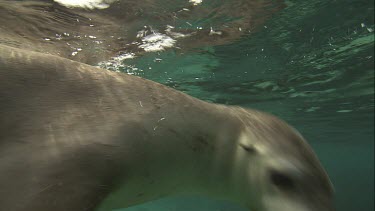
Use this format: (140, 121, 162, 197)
(113, 0, 374, 210)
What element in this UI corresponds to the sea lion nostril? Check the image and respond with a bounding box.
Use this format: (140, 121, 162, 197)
(269, 170, 295, 190)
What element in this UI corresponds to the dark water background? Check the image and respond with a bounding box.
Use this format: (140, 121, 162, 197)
(115, 0, 374, 210)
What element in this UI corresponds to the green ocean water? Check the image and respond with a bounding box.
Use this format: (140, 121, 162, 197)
(114, 0, 374, 210)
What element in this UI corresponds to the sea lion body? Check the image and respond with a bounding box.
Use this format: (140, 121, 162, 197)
(0, 44, 334, 211)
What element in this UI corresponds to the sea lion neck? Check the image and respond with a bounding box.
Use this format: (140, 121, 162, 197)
(95, 102, 243, 210)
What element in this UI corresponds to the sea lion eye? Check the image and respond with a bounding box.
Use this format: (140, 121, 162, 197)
(269, 170, 295, 190)
(239, 143, 257, 154)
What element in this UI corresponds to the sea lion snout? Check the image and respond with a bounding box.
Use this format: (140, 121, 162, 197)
(229, 108, 335, 211)
(259, 166, 335, 211)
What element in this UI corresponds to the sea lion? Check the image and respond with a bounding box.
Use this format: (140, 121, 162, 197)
(0, 44, 334, 211)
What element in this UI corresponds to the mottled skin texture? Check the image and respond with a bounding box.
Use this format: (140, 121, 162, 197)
(0, 44, 334, 211)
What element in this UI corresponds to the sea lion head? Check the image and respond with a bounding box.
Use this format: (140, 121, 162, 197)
(227, 108, 335, 211)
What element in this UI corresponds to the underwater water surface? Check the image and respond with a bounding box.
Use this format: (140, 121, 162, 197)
(111, 0, 374, 211)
